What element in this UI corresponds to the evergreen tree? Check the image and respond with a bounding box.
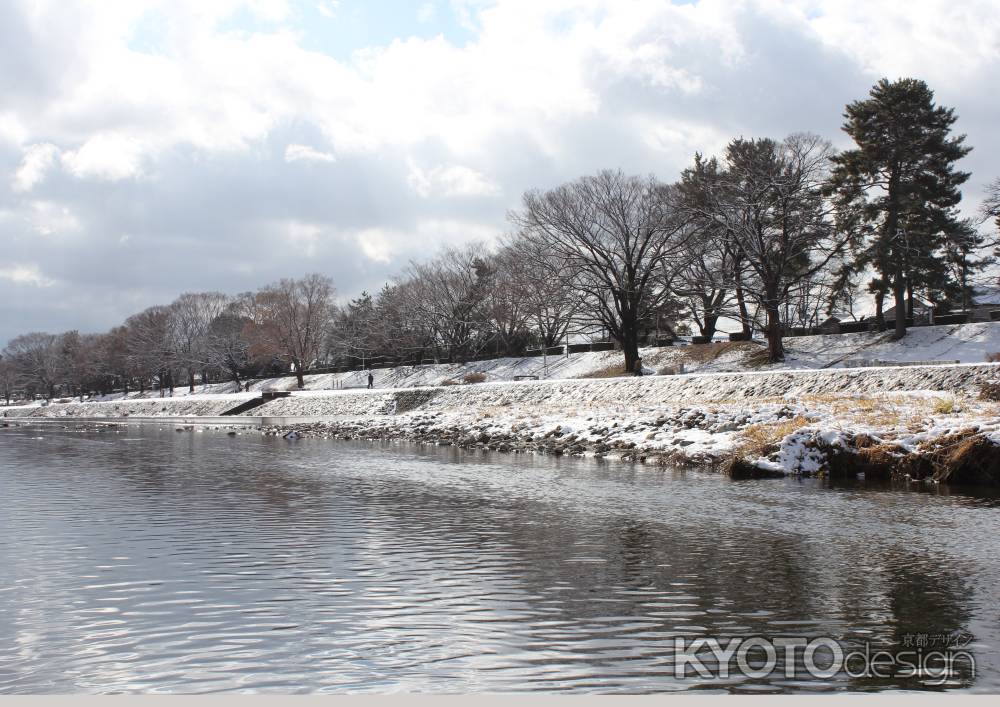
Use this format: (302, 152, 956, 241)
(942, 219, 993, 311)
(829, 78, 971, 338)
(984, 178, 1000, 238)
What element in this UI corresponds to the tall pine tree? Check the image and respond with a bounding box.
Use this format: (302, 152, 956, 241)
(829, 78, 971, 338)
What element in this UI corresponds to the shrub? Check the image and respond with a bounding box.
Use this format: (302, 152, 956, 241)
(737, 416, 810, 458)
(579, 363, 629, 379)
(440, 378, 458, 386)
(463, 372, 487, 384)
(988, 352, 1000, 363)
(980, 382, 1000, 402)
(932, 396, 956, 414)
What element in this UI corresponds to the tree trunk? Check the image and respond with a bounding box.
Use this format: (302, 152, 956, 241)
(618, 315, 639, 375)
(906, 280, 914, 319)
(887, 166, 906, 340)
(700, 294, 719, 339)
(874, 291, 885, 330)
(734, 280, 751, 336)
(702, 313, 718, 339)
(621, 336, 640, 375)
(295, 360, 305, 389)
(764, 297, 784, 362)
(893, 276, 907, 340)
(188, 369, 195, 393)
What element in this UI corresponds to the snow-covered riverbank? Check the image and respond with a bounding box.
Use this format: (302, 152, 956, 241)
(8, 322, 1000, 405)
(6, 361, 1000, 486)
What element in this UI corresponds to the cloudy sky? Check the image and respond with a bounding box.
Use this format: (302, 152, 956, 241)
(1, 0, 998, 347)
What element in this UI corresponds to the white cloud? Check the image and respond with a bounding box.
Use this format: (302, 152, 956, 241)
(355, 227, 394, 264)
(26, 200, 80, 236)
(316, 1, 339, 19)
(355, 219, 500, 264)
(417, 2, 435, 24)
(281, 220, 324, 256)
(12, 143, 60, 192)
(60, 133, 146, 181)
(407, 161, 499, 198)
(0, 0, 998, 345)
(0, 264, 55, 287)
(799, 0, 1000, 85)
(284, 143, 337, 164)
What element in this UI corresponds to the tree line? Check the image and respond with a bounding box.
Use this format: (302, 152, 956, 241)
(3, 77, 999, 402)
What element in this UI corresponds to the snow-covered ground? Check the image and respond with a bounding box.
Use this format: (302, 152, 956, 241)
(6, 325, 1000, 484)
(780, 322, 1000, 368)
(9, 323, 1000, 409)
(251, 388, 1000, 479)
(6, 359, 1000, 485)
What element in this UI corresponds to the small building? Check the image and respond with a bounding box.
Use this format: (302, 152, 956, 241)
(818, 316, 842, 335)
(970, 287, 1000, 322)
(817, 312, 870, 335)
(883, 296, 933, 326)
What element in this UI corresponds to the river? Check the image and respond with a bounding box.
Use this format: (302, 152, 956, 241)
(1, 423, 999, 693)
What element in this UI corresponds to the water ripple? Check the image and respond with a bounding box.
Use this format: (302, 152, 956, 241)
(1, 425, 999, 693)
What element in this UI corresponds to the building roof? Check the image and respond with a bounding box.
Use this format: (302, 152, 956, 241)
(972, 286, 1000, 306)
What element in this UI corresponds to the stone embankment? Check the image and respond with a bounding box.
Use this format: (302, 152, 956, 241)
(6, 363, 1000, 486)
(252, 363, 999, 418)
(5, 363, 996, 420)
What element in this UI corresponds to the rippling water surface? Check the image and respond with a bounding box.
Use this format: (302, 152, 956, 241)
(1, 423, 1000, 693)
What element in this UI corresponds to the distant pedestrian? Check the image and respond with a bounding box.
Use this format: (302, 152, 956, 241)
(367, 372, 374, 389)
(634, 358, 644, 377)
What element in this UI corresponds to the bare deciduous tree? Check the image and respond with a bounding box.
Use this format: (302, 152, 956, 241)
(205, 306, 252, 390)
(125, 306, 175, 395)
(168, 292, 230, 392)
(244, 274, 335, 388)
(694, 134, 847, 362)
(501, 232, 581, 348)
(401, 244, 495, 362)
(2, 332, 61, 399)
(513, 169, 693, 372)
(0, 357, 16, 405)
(983, 178, 1000, 243)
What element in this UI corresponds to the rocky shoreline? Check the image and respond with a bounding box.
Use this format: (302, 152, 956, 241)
(7, 362, 1000, 487)
(255, 391, 1000, 487)
(259, 403, 795, 467)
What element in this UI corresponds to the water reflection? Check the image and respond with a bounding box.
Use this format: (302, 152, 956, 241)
(0, 424, 997, 693)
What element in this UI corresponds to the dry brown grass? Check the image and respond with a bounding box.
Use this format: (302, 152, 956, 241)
(736, 415, 811, 458)
(798, 394, 911, 428)
(932, 396, 956, 414)
(678, 341, 759, 364)
(582, 363, 630, 379)
(463, 372, 487, 384)
(742, 349, 774, 369)
(987, 352, 1000, 363)
(980, 382, 1000, 401)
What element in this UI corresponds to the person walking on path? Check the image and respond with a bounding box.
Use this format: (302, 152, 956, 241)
(367, 371, 374, 389)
